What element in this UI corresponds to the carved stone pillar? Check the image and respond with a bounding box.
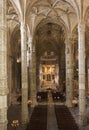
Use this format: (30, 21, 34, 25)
(0, 0, 9, 130)
(78, 22, 87, 125)
(88, 69, 89, 94)
(87, 57, 89, 94)
(7, 57, 12, 106)
(65, 35, 74, 107)
(20, 22, 28, 123)
(29, 37, 37, 106)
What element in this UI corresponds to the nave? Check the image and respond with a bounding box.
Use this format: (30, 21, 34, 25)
(26, 104, 79, 130)
(26, 91, 78, 130)
(7, 91, 81, 130)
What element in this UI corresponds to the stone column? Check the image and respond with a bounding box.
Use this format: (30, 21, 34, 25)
(65, 35, 74, 107)
(88, 69, 89, 94)
(20, 22, 28, 123)
(7, 57, 12, 106)
(87, 57, 89, 94)
(29, 37, 37, 106)
(78, 22, 87, 125)
(0, 0, 9, 130)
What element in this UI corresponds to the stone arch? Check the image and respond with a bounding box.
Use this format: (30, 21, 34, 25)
(9, 24, 21, 95)
(10, 0, 21, 21)
(34, 16, 68, 40)
(10, 24, 21, 59)
(34, 17, 67, 56)
(33, 17, 67, 91)
(84, 7, 89, 59)
(84, 6, 89, 23)
(71, 25, 78, 93)
(84, 8, 89, 93)
(32, 16, 68, 55)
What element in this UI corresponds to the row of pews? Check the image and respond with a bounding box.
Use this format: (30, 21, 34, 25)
(36, 91, 66, 102)
(26, 105, 47, 130)
(52, 91, 66, 102)
(37, 91, 48, 102)
(55, 105, 79, 130)
(16, 91, 66, 104)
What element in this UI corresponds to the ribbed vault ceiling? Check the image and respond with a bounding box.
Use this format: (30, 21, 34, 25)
(8, 0, 89, 63)
(35, 22, 65, 58)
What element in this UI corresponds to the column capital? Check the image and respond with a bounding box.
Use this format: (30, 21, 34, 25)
(30, 7, 37, 20)
(65, 33, 75, 45)
(30, 13, 36, 20)
(78, 22, 85, 33)
(29, 36, 33, 44)
(69, 37, 75, 45)
(30, 13, 36, 34)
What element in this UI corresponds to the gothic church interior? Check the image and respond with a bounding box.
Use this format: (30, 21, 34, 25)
(1, 0, 89, 130)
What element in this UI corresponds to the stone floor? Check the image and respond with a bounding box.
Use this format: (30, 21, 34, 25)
(70, 105, 89, 130)
(7, 92, 89, 130)
(8, 104, 89, 130)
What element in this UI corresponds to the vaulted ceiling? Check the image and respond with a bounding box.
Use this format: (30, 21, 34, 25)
(35, 22, 65, 58)
(8, 0, 89, 30)
(7, 0, 89, 63)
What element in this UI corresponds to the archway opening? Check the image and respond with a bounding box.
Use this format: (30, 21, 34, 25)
(35, 22, 66, 92)
(39, 51, 58, 90)
(9, 27, 21, 105)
